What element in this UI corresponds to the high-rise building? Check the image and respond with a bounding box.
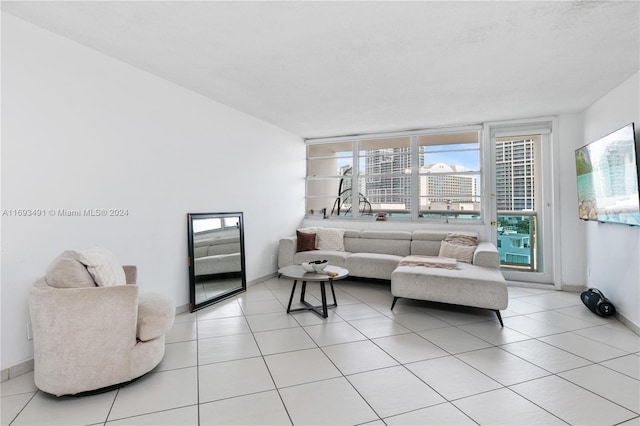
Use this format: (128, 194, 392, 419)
(419, 163, 478, 211)
(364, 147, 413, 209)
(495, 139, 536, 211)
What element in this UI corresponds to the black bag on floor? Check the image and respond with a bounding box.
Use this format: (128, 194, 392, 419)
(581, 288, 616, 317)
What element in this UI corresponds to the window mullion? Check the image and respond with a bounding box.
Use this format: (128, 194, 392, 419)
(306, 128, 482, 221)
(411, 136, 419, 220)
(352, 140, 359, 219)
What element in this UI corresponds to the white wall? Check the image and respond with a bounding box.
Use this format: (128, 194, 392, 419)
(1, 14, 305, 370)
(577, 72, 640, 328)
(557, 113, 587, 288)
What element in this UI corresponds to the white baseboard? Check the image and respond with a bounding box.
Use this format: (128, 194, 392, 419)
(0, 358, 34, 383)
(617, 312, 640, 336)
(248, 272, 277, 287)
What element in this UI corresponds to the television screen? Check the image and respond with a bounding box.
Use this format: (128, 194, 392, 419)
(575, 123, 640, 226)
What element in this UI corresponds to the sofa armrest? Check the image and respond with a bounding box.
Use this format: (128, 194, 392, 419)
(473, 242, 500, 269)
(278, 237, 297, 268)
(137, 293, 175, 341)
(123, 265, 137, 284)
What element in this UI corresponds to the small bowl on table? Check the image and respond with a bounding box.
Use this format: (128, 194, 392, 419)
(301, 262, 315, 272)
(312, 263, 327, 273)
(302, 260, 328, 273)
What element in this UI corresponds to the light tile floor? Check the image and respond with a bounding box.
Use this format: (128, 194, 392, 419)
(2, 278, 640, 426)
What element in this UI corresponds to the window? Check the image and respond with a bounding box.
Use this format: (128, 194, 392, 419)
(495, 138, 536, 211)
(306, 128, 481, 221)
(418, 132, 480, 219)
(306, 142, 355, 217)
(358, 137, 411, 216)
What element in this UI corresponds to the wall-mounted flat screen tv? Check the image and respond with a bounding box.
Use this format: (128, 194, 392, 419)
(575, 122, 640, 226)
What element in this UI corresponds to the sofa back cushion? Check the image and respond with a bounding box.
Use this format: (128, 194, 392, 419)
(194, 246, 209, 258)
(46, 251, 96, 289)
(410, 231, 449, 256)
(344, 231, 411, 256)
(207, 241, 241, 256)
(343, 229, 361, 251)
(194, 237, 241, 258)
(410, 231, 480, 257)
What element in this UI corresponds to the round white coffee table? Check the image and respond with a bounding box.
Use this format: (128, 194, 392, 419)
(278, 264, 349, 318)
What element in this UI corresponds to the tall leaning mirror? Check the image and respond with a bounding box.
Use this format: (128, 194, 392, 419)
(187, 212, 246, 312)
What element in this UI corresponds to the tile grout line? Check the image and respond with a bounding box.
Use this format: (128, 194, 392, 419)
(7, 279, 639, 425)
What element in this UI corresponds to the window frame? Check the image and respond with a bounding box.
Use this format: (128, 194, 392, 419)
(306, 125, 483, 223)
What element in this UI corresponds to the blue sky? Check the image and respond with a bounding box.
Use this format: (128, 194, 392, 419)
(424, 150, 479, 170)
(335, 145, 479, 173)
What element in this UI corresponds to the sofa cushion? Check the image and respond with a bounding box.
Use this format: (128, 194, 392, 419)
(445, 233, 478, 246)
(317, 228, 345, 251)
(345, 253, 404, 280)
(343, 229, 361, 238)
(207, 242, 241, 256)
(137, 293, 175, 341)
(411, 231, 450, 241)
(345, 231, 411, 256)
(296, 230, 317, 252)
(195, 252, 241, 275)
(194, 246, 209, 258)
(46, 251, 96, 289)
(439, 240, 476, 263)
(78, 246, 127, 287)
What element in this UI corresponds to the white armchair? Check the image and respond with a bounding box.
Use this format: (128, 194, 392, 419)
(29, 250, 174, 396)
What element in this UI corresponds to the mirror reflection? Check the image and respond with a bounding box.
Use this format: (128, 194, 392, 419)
(188, 212, 246, 311)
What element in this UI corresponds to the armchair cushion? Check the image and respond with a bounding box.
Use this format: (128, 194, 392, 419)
(79, 246, 126, 286)
(46, 251, 95, 289)
(137, 293, 175, 341)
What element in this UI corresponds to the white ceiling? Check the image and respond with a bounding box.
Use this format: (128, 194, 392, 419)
(2, 1, 639, 139)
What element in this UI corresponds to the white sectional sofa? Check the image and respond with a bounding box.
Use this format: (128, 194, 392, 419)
(193, 236, 241, 276)
(279, 229, 412, 280)
(278, 228, 508, 325)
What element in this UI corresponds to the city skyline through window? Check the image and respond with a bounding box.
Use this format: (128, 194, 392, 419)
(306, 130, 481, 220)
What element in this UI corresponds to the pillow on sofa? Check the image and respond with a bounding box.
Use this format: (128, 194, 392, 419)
(439, 240, 476, 263)
(317, 228, 345, 251)
(296, 230, 317, 252)
(444, 233, 478, 247)
(78, 246, 127, 287)
(46, 251, 96, 288)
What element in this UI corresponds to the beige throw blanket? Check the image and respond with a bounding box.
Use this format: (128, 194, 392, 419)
(398, 255, 458, 269)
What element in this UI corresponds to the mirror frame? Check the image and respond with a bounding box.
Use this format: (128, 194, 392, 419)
(187, 212, 247, 312)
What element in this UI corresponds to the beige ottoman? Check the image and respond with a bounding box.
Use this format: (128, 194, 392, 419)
(391, 262, 508, 326)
